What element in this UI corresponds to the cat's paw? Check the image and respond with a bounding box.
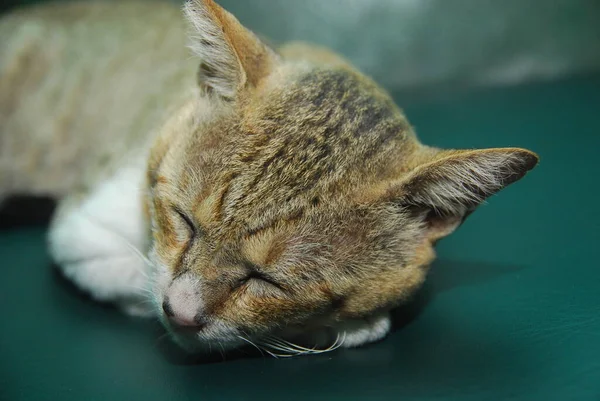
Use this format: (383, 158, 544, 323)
(48, 165, 155, 317)
(54, 253, 155, 317)
(49, 204, 155, 316)
(281, 313, 392, 350)
(337, 313, 392, 348)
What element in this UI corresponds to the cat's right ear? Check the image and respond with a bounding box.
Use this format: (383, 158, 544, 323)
(184, 0, 277, 99)
(382, 147, 539, 242)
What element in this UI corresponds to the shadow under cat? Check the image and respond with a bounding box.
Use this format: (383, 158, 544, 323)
(50, 250, 526, 366)
(0, 195, 56, 229)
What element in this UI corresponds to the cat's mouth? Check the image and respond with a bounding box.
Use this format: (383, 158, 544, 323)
(160, 314, 244, 354)
(170, 333, 243, 354)
(169, 323, 203, 335)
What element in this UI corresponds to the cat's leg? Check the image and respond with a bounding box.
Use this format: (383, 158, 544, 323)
(336, 312, 392, 348)
(281, 312, 392, 351)
(48, 165, 156, 317)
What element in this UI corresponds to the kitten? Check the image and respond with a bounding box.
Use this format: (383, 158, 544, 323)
(0, 0, 538, 354)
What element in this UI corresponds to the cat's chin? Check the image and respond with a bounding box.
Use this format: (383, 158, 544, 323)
(164, 313, 392, 356)
(168, 329, 243, 354)
(165, 324, 333, 356)
(170, 329, 334, 357)
(161, 317, 244, 354)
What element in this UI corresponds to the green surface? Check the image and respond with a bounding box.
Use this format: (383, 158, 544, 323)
(1, 75, 599, 400)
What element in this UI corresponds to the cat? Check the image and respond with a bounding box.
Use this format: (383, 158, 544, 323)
(0, 0, 538, 355)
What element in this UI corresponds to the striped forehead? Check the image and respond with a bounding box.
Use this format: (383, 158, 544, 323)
(157, 68, 409, 231)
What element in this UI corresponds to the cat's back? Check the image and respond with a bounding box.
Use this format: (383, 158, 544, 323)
(0, 1, 195, 196)
(0, 0, 187, 112)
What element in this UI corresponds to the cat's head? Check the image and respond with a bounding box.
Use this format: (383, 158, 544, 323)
(145, 0, 538, 353)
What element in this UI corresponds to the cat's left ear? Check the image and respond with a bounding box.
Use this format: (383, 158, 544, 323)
(184, 0, 277, 99)
(385, 148, 539, 241)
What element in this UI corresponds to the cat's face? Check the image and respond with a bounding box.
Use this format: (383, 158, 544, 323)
(146, 69, 429, 351)
(145, 0, 538, 352)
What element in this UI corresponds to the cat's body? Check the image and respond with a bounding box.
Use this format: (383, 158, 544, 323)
(0, 0, 538, 354)
(0, 1, 192, 199)
(0, 0, 195, 316)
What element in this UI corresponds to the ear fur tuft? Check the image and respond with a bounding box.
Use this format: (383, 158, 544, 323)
(397, 148, 539, 216)
(184, 0, 275, 99)
(378, 147, 538, 241)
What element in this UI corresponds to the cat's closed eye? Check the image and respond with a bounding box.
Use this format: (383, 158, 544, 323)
(239, 263, 286, 293)
(172, 207, 198, 239)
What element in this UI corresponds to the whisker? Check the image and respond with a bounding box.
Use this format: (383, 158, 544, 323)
(124, 284, 154, 298)
(265, 335, 320, 353)
(257, 331, 347, 358)
(154, 331, 172, 348)
(218, 341, 226, 361)
(258, 339, 298, 355)
(262, 349, 294, 358)
(236, 335, 265, 357)
(123, 295, 155, 306)
(244, 341, 282, 358)
(263, 335, 322, 354)
(121, 242, 154, 276)
(262, 350, 283, 358)
(254, 342, 296, 358)
(261, 339, 306, 354)
(259, 340, 309, 358)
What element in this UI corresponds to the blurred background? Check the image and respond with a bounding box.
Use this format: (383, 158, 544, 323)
(2, 0, 600, 94)
(219, 0, 600, 92)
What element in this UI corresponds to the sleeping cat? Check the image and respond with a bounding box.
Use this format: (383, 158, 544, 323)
(0, 0, 538, 355)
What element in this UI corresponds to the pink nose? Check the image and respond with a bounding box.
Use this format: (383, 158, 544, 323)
(168, 315, 199, 327)
(162, 299, 203, 328)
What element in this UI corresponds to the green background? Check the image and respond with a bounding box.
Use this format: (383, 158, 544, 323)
(2, 75, 599, 400)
